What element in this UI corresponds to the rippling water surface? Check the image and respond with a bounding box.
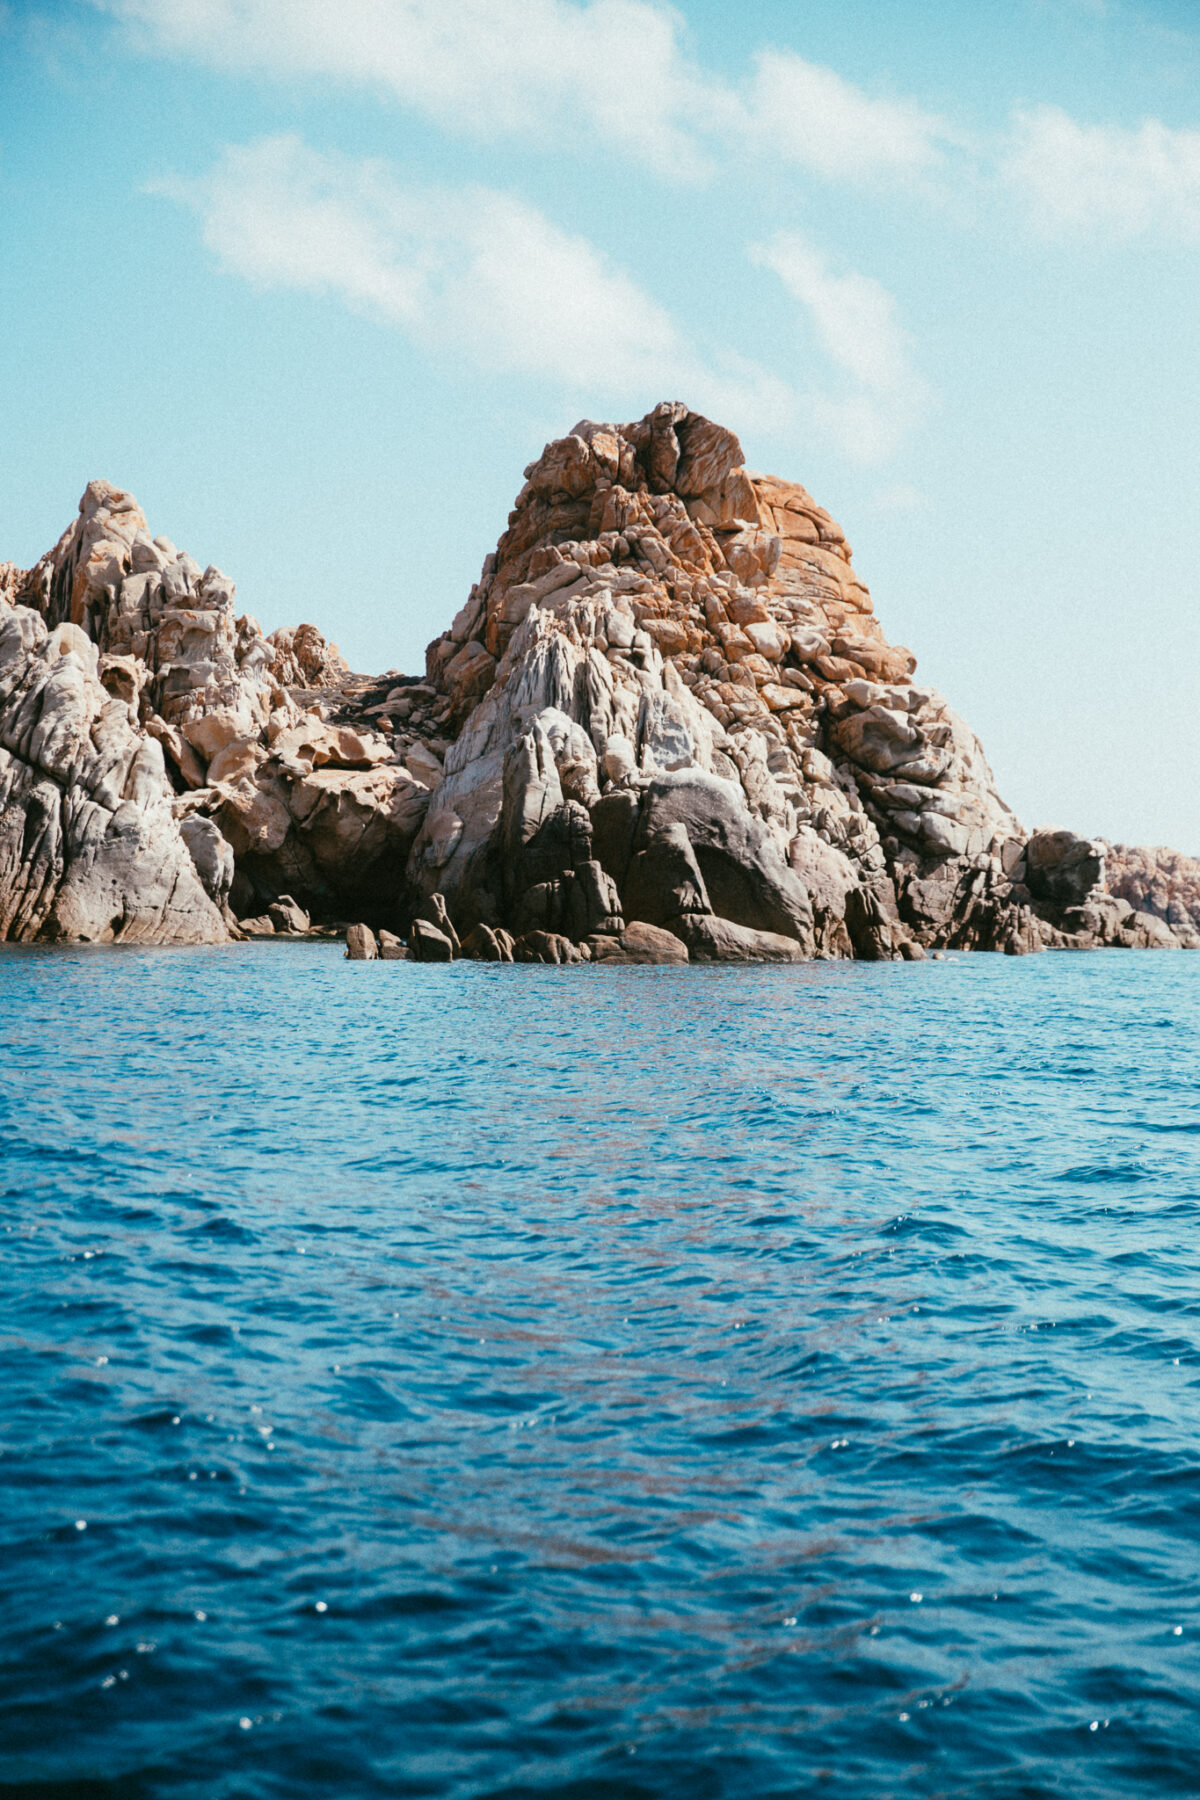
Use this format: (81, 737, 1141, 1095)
(2, 944, 1200, 1799)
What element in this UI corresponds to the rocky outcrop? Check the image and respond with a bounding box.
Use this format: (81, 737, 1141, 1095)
(405, 404, 1139, 961)
(1103, 844, 1200, 948)
(1, 409, 1194, 955)
(0, 608, 224, 943)
(0, 482, 441, 941)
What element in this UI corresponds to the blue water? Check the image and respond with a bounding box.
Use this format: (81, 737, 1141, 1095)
(2, 946, 1200, 1800)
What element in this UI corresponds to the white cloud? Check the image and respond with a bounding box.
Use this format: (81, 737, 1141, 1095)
(743, 51, 957, 183)
(98, 0, 959, 188)
(101, 0, 717, 179)
(1004, 104, 1200, 237)
(753, 232, 929, 463)
(157, 135, 792, 425)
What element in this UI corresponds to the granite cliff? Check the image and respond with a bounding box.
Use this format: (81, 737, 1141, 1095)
(1, 405, 1193, 961)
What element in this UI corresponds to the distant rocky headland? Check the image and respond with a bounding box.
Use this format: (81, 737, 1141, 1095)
(1, 403, 1196, 963)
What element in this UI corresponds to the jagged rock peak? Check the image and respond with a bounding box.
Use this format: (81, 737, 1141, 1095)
(410, 403, 1040, 959)
(0, 478, 374, 944)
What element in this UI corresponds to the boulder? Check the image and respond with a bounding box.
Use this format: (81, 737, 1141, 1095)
(590, 789, 641, 890)
(1025, 830, 1105, 909)
(267, 895, 310, 934)
(577, 859, 624, 936)
(675, 916, 802, 962)
(601, 921, 690, 964)
(179, 814, 235, 908)
(636, 771, 814, 946)
(623, 821, 711, 930)
(514, 930, 588, 964)
(409, 919, 454, 961)
(460, 922, 505, 961)
(266, 622, 348, 688)
(844, 882, 908, 962)
(1126, 910, 1180, 950)
(1103, 843, 1200, 946)
(414, 891, 461, 956)
(345, 923, 377, 959)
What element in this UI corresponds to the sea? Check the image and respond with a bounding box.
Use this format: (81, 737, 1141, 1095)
(2, 942, 1199, 1800)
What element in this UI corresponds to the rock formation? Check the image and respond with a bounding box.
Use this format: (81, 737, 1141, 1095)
(1103, 844, 1200, 947)
(0, 407, 1193, 958)
(0, 481, 433, 941)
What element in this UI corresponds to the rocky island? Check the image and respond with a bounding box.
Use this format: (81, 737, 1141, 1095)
(1, 403, 1195, 961)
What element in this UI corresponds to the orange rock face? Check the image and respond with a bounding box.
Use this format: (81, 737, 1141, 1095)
(408, 403, 1040, 956)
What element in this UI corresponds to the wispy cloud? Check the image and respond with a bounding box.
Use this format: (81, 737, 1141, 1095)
(89, 0, 1200, 246)
(101, 0, 720, 179)
(98, 0, 962, 189)
(1003, 104, 1200, 237)
(752, 232, 929, 463)
(156, 135, 793, 426)
(98, 6, 983, 466)
(741, 51, 959, 184)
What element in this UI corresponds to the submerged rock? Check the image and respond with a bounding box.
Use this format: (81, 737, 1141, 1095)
(1, 409, 1192, 955)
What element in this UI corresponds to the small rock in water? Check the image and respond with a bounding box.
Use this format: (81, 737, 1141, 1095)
(267, 895, 310, 934)
(409, 919, 454, 962)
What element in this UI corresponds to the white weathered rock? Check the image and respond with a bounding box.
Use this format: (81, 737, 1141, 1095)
(0, 601, 226, 943)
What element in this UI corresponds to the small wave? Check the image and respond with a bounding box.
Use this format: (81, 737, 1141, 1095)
(1055, 1161, 1151, 1184)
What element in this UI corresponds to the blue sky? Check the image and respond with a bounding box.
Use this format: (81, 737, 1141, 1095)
(2, 0, 1198, 848)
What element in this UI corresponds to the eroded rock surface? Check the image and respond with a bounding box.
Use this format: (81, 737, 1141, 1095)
(0, 607, 224, 943)
(0, 482, 437, 941)
(1103, 844, 1200, 948)
(1, 411, 1193, 955)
